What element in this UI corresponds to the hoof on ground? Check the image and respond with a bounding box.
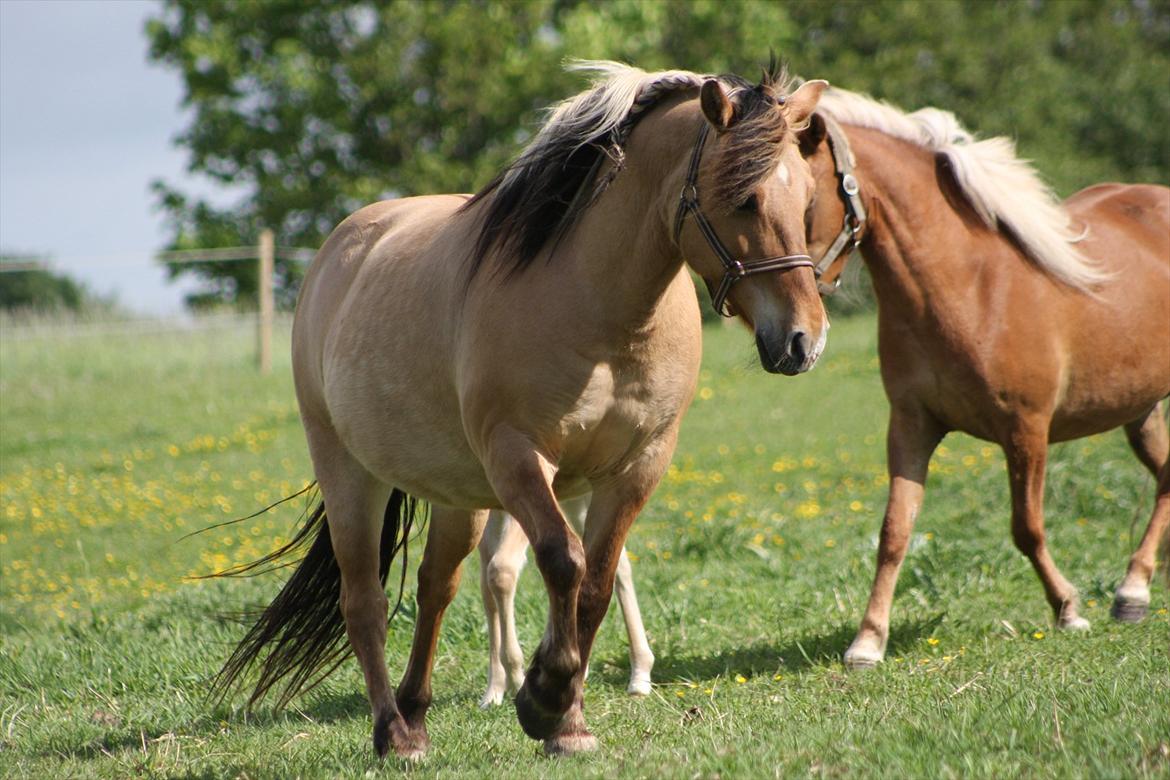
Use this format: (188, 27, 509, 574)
(375, 715, 429, 761)
(515, 681, 567, 741)
(626, 675, 652, 697)
(1110, 592, 1149, 623)
(843, 644, 883, 671)
(1057, 615, 1091, 632)
(479, 688, 504, 709)
(543, 731, 598, 756)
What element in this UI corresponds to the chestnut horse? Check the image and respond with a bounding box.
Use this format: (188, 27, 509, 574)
(796, 88, 1169, 669)
(212, 62, 830, 757)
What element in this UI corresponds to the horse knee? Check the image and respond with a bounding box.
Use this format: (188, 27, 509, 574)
(485, 558, 520, 596)
(1011, 523, 1042, 557)
(532, 538, 585, 594)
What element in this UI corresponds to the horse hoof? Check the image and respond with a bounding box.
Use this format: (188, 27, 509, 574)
(843, 644, 883, 671)
(1110, 593, 1149, 623)
(515, 681, 566, 740)
(1058, 615, 1091, 632)
(543, 731, 598, 756)
(479, 688, 504, 709)
(375, 715, 428, 761)
(626, 675, 652, 697)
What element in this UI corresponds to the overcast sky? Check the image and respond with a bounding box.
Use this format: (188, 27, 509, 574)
(0, 0, 220, 314)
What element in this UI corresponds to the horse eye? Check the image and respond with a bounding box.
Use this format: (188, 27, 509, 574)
(738, 194, 759, 213)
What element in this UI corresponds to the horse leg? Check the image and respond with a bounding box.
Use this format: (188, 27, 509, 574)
(303, 419, 400, 757)
(482, 428, 585, 746)
(1122, 401, 1169, 477)
(613, 548, 654, 695)
(1004, 424, 1088, 630)
(845, 406, 943, 670)
(478, 511, 529, 707)
(1113, 404, 1170, 621)
(394, 507, 488, 758)
(544, 447, 671, 755)
(561, 493, 654, 695)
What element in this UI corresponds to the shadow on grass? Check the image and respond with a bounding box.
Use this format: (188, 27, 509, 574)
(592, 614, 945, 687)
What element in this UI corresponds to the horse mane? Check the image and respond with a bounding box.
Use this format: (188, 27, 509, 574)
(816, 88, 1107, 289)
(462, 59, 793, 278)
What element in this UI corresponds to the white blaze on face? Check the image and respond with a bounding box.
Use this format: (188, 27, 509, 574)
(775, 161, 790, 187)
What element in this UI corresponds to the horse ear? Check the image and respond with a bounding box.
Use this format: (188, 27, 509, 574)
(700, 79, 735, 132)
(784, 79, 829, 128)
(798, 112, 828, 158)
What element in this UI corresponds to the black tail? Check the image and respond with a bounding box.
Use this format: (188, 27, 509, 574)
(209, 487, 426, 709)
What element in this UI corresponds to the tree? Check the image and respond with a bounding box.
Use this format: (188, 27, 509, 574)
(0, 255, 88, 312)
(148, 0, 1169, 308)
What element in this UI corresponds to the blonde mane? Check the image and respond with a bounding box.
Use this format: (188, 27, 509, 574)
(817, 88, 1106, 288)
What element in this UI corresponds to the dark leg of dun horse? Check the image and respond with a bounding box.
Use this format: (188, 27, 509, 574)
(544, 446, 673, 753)
(845, 406, 945, 668)
(303, 421, 403, 756)
(1113, 402, 1170, 620)
(483, 427, 586, 744)
(392, 508, 488, 758)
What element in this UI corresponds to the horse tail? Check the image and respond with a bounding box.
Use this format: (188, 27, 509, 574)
(209, 487, 424, 709)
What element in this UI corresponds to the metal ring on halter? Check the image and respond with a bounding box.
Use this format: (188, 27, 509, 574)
(674, 123, 815, 317)
(811, 115, 867, 297)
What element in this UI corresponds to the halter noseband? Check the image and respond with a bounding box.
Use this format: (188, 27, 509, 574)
(812, 115, 867, 295)
(673, 123, 814, 318)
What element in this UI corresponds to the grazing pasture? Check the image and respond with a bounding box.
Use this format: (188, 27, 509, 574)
(1, 315, 1166, 777)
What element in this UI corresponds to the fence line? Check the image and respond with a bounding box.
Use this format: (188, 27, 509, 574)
(1, 233, 317, 373)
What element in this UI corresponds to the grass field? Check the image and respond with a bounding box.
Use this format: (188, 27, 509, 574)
(1, 313, 1167, 778)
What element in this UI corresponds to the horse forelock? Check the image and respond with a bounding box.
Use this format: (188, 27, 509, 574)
(462, 60, 799, 279)
(816, 88, 1108, 289)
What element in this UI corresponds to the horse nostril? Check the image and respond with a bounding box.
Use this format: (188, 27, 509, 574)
(789, 331, 812, 364)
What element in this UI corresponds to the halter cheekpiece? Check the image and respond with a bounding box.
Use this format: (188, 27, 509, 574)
(811, 114, 868, 295)
(673, 123, 814, 317)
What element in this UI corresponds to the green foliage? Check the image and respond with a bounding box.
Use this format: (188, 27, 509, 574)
(148, 0, 1169, 307)
(0, 256, 90, 313)
(2, 315, 1167, 776)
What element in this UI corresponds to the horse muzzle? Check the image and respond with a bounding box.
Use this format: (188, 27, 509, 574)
(755, 328, 822, 376)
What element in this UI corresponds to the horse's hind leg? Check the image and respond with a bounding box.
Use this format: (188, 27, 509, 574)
(1004, 423, 1088, 630)
(483, 428, 586, 748)
(1123, 401, 1168, 477)
(1113, 404, 1170, 621)
(395, 507, 488, 756)
(478, 511, 529, 707)
(302, 419, 400, 756)
(613, 546, 654, 695)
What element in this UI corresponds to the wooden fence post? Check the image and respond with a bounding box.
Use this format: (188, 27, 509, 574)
(257, 229, 275, 374)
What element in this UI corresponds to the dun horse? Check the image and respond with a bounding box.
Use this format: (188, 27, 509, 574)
(212, 62, 830, 757)
(795, 88, 1169, 669)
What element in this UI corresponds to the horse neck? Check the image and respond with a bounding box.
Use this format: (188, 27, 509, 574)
(844, 125, 1009, 319)
(560, 112, 694, 331)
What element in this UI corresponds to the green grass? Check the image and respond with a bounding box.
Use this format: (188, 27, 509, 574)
(1, 314, 1167, 778)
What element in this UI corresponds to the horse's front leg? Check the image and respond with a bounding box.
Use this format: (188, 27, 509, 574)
(558, 494, 653, 695)
(544, 442, 673, 755)
(845, 405, 943, 670)
(1004, 422, 1088, 630)
(483, 428, 586, 746)
(393, 507, 487, 759)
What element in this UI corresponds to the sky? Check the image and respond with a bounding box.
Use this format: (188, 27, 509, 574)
(0, 0, 229, 314)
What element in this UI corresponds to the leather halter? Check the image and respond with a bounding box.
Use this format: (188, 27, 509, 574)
(673, 123, 814, 318)
(812, 115, 867, 295)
